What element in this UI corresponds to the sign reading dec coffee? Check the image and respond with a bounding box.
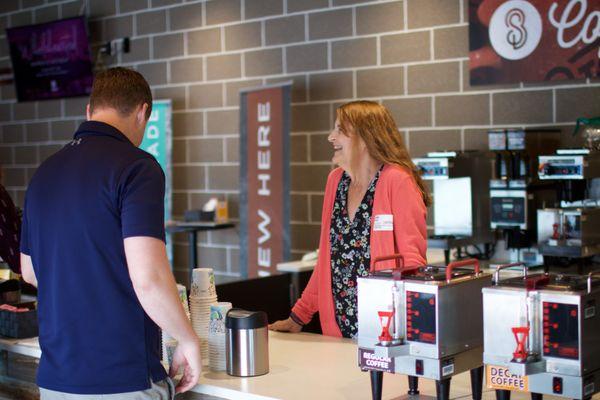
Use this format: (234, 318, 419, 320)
(240, 84, 291, 278)
(486, 365, 529, 392)
(469, 0, 599, 85)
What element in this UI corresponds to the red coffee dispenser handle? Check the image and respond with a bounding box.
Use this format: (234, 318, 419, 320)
(446, 259, 480, 283)
(372, 254, 423, 280)
(372, 253, 405, 268)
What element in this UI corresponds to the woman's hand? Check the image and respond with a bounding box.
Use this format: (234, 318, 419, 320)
(269, 317, 302, 333)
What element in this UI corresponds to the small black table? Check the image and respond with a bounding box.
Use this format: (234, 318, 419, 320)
(166, 221, 236, 286)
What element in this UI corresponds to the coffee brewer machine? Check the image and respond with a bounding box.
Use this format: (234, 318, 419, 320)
(488, 130, 559, 266)
(357, 255, 490, 400)
(413, 151, 494, 264)
(483, 265, 600, 400)
(537, 149, 600, 261)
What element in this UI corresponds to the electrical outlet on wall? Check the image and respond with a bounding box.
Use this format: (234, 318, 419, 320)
(100, 37, 130, 56)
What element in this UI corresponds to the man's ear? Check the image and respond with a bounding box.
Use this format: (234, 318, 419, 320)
(138, 103, 149, 125)
(86, 104, 91, 120)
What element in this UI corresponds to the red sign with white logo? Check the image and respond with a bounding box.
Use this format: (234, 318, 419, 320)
(469, 0, 599, 85)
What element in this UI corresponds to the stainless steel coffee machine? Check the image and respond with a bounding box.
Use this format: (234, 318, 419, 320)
(483, 265, 600, 400)
(537, 208, 600, 258)
(413, 151, 494, 263)
(357, 255, 490, 400)
(537, 150, 600, 260)
(488, 129, 559, 266)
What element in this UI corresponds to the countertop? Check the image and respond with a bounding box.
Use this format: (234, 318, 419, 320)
(190, 331, 574, 400)
(0, 332, 592, 400)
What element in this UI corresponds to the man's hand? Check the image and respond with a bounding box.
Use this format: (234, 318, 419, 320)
(124, 236, 201, 393)
(169, 337, 202, 394)
(269, 317, 302, 333)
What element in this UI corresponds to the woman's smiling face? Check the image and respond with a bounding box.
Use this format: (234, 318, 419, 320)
(328, 118, 360, 169)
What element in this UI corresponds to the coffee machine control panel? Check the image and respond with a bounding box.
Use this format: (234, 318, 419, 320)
(538, 155, 584, 179)
(413, 158, 449, 180)
(490, 190, 527, 229)
(406, 291, 437, 344)
(542, 301, 579, 360)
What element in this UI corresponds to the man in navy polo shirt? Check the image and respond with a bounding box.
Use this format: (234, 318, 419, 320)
(20, 68, 201, 399)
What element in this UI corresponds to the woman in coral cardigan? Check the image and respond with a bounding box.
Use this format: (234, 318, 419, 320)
(270, 100, 430, 338)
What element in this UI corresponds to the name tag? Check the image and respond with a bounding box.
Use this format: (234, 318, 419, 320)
(374, 214, 394, 231)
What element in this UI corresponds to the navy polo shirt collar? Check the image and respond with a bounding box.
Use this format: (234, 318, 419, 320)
(74, 121, 133, 145)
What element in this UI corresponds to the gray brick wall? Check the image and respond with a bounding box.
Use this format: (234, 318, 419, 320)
(0, 0, 599, 283)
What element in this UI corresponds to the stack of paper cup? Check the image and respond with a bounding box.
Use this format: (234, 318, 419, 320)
(189, 268, 218, 365)
(208, 302, 232, 371)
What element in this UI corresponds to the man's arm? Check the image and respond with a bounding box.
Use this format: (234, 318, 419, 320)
(20, 253, 37, 287)
(124, 236, 201, 393)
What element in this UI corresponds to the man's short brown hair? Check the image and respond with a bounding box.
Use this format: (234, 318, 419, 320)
(89, 67, 152, 120)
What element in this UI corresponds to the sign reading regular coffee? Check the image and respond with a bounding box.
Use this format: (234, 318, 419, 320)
(469, 0, 599, 85)
(240, 84, 291, 278)
(358, 348, 395, 373)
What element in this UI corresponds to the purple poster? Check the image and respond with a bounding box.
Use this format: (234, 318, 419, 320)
(6, 17, 94, 102)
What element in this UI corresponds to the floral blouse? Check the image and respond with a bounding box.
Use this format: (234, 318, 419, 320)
(330, 169, 381, 338)
(0, 185, 20, 273)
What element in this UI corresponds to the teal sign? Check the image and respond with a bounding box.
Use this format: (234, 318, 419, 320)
(140, 100, 173, 261)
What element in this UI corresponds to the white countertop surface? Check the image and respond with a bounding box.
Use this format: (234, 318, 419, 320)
(190, 331, 575, 400)
(0, 330, 592, 400)
(0, 336, 41, 358)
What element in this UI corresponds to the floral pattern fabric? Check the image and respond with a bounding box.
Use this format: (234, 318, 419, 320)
(330, 169, 380, 338)
(0, 185, 20, 273)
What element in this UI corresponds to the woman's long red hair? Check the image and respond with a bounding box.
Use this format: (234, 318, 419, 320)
(336, 100, 431, 207)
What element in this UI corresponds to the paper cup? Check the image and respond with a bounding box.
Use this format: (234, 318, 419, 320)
(191, 268, 216, 297)
(209, 302, 232, 335)
(164, 339, 178, 366)
(208, 332, 227, 371)
(210, 302, 232, 320)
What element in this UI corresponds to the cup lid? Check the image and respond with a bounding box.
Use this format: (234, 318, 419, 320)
(225, 308, 268, 330)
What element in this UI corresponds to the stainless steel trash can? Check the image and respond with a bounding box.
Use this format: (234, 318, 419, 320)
(225, 309, 269, 377)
